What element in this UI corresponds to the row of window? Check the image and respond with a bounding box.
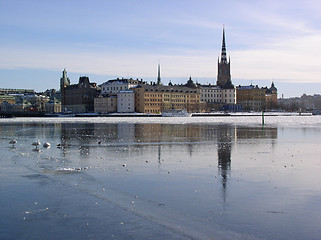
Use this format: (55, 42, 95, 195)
(102, 86, 129, 91)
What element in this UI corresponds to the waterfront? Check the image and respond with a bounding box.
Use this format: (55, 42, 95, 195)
(1, 116, 321, 240)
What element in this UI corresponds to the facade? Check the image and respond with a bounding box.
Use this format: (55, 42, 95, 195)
(1, 101, 13, 112)
(23, 95, 50, 112)
(236, 85, 267, 111)
(94, 95, 117, 113)
(236, 82, 278, 111)
(117, 90, 135, 113)
(0, 88, 34, 95)
(45, 98, 61, 113)
(265, 82, 278, 110)
(101, 78, 143, 95)
(60, 70, 98, 113)
(13, 98, 32, 112)
(132, 80, 201, 114)
(0, 95, 16, 105)
(200, 85, 236, 104)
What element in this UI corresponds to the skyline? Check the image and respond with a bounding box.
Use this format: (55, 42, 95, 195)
(1, 0, 321, 98)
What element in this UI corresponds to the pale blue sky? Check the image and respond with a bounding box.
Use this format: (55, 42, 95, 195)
(1, 0, 320, 97)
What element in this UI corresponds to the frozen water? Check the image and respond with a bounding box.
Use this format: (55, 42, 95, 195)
(0, 116, 321, 240)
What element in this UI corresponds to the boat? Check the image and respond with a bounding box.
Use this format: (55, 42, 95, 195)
(162, 109, 191, 117)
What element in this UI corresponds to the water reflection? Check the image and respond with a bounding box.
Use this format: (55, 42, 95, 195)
(0, 121, 278, 194)
(3, 119, 321, 240)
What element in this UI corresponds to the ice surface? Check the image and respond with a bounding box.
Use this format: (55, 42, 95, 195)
(1, 116, 321, 240)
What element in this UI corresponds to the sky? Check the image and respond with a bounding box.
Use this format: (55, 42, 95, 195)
(0, 0, 320, 98)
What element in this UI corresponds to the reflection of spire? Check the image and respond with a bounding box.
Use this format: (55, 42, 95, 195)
(187, 143, 193, 156)
(158, 145, 161, 165)
(218, 141, 231, 189)
(217, 125, 232, 202)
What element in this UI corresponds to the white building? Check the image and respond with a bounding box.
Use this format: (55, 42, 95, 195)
(101, 78, 142, 95)
(200, 85, 236, 104)
(117, 90, 135, 113)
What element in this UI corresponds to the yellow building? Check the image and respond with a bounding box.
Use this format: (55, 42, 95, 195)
(265, 82, 278, 110)
(0, 95, 16, 105)
(236, 85, 267, 111)
(132, 85, 201, 113)
(94, 95, 117, 113)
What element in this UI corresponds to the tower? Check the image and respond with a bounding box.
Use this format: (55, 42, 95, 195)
(217, 27, 232, 88)
(157, 63, 161, 85)
(60, 69, 70, 90)
(60, 69, 70, 110)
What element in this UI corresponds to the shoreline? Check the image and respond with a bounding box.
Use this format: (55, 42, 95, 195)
(0, 111, 313, 118)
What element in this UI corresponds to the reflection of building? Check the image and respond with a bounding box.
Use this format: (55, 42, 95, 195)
(217, 125, 233, 201)
(60, 70, 99, 113)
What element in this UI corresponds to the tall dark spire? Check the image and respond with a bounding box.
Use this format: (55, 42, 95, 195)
(157, 63, 161, 85)
(221, 26, 227, 63)
(217, 26, 233, 88)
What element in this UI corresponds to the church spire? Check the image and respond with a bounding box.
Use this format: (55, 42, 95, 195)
(157, 63, 161, 85)
(221, 26, 227, 63)
(217, 26, 232, 88)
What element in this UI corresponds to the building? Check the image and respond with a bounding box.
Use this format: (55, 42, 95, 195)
(199, 27, 236, 111)
(236, 85, 267, 111)
(45, 98, 62, 113)
(236, 82, 278, 111)
(60, 70, 99, 113)
(199, 85, 236, 104)
(132, 78, 201, 114)
(100, 78, 143, 95)
(0, 95, 16, 105)
(13, 98, 32, 112)
(1, 101, 13, 112)
(265, 82, 278, 110)
(0, 88, 34, 95)
(60, 69, 71, 110)
(94, 95, 117, 113)
(117, 90, 135, 113)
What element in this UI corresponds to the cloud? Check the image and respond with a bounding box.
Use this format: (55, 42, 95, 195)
(231, 33, 321, 83)
(1, 29, 321, 84)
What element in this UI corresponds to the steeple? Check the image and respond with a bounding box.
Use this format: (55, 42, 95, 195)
(217, 26, 233, 88)
(220, 26, 227, 64)
(60, 69, 70, 89)
(157, 63, 161, 85)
